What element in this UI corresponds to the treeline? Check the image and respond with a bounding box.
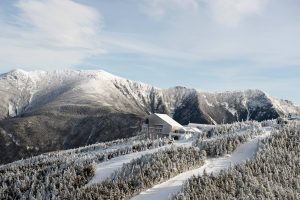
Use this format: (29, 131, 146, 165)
(173, 122, 300, 199)
(0, 137, 169, 199)
(77, 146, 206, 200)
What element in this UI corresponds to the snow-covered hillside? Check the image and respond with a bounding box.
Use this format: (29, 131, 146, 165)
(0, 69, 299, 164)
(0, 120, 299, 199)
(0, 69, 298, 121)
(0, 69, 151, 119)
(132, 127, 272, 200)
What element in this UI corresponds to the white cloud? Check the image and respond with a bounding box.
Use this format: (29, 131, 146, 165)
(0, 0, 104, 70)
(140, 0, 269, 27)
(0, 0, 298, 73)
(207, 0, 269, 27)
(140, 0, 199, 19)
(135, 0, 300, 67)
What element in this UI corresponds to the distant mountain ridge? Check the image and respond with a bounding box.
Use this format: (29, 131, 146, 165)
(0, 69, 299, 164)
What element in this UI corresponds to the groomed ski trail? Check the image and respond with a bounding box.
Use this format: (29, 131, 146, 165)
(131, 127, 272, 200)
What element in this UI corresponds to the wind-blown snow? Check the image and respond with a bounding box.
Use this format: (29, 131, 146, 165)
(131, 127, 272, 200)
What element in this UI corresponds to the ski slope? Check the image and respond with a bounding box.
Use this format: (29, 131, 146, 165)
(87, 139, 193, 186)
(131, 127, 272, 200)
(87, 145, 168, 186)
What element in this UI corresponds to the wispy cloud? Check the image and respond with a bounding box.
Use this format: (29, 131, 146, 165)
(0, 0, 294, 71)
(0, 0, 103, 70)
(126, 0, 299, 68)
(140, 0, 199, 19)
(0, 0, 299, 104)
(140, 0, 269, 27)
(17, 0, 102, 48)
(207, 0, 269, 27)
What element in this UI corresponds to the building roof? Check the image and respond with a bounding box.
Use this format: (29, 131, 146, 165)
(154, 113, 183, 128)
(184, 127, 201, 133)
(188, 123, 215, 128)
(289, 113, 300, 120)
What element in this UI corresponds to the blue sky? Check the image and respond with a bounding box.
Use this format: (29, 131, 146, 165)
(0, 0, 299, 104)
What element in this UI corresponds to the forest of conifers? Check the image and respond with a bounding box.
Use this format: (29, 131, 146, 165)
(0, 120, 299, 200)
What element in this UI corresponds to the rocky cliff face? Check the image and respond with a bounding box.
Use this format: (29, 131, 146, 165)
(0, 69, 299, 164)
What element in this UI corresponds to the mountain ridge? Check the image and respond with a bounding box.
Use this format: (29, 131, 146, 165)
(0, 69, 299, 164)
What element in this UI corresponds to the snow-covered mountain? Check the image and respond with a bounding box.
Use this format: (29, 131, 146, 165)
(0, 69, 299, 164)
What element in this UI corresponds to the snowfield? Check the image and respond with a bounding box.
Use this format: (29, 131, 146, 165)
(131, 127, 272, 200)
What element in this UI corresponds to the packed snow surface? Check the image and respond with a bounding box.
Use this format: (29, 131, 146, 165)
(87, 139, 193, 186)
(131, 127, 272, 200)
(87, 146, 168, 186)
